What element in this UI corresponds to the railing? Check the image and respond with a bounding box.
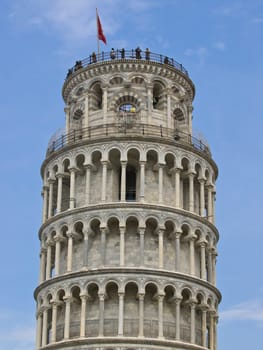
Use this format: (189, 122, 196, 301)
(46, 123, 211, 157)
(66, 49, 188, 79)
(53, 320, 201, 344)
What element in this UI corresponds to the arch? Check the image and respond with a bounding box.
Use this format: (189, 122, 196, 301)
(164, 285, 177, 339)
(144, 282, 159, 338)
(125, 216, 140, 267)
(130, 75, 145, 85)
(109, 75, 124, 85)
(89, 81, 103, 110)
(104, 282, 119, 336)
(152, 80, 166, 110)
(173, 107, 185, 121)
(55, 289, 66, 342)
(124, 282, 139, 336)
(86, 282, 99, 337)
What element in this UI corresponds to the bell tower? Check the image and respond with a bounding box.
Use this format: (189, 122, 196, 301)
(35, 49, 220, 350)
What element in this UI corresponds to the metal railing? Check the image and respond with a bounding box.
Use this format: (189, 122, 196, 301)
(66, 49, 188, 79)
(46, 123, 211, 157)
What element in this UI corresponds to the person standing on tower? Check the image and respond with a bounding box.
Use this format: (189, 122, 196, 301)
(135, 46, 141, 59)
(110, 48, 116, 59)
(145, 48, 150, 60)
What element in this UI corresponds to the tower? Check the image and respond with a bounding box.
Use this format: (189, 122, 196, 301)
(35, 49, 220, 350)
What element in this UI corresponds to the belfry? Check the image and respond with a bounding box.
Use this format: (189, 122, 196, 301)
(35, 48, 220, 350)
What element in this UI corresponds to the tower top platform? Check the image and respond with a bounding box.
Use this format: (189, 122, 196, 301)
(62, 48, 195, 102)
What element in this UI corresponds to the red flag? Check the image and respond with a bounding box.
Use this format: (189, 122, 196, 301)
(97, 10, 107, 45)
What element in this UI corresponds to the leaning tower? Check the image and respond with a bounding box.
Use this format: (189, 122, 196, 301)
(35, 49, 220, 350)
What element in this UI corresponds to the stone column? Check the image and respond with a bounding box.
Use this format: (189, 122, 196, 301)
(51, 302, 58, 343)
(189, 235, 196, 276)
(63, 296, 72, 340)
(199, 178, 205, 216)
(158, 164, 164, 204)
(190, 301, 196, 343)
(98, 293, 105, 336)
(188, 105, 193, 135)
(158, 229, 164, 269)
(214, 315, 219, 350)
(118, 292, 124, 336)
(80, 294, 88, 337)
(212, 188, 216, 225)
(48, 178, 55, 218)
(64, 106, 70, 134)
(158, 294, 164, 339)
(212, 249, 217, 285)
(175, 298, 181, 340)
(54, 235, 62, 276)
(207, 248, 213, 283)
(175, 231, 181, 271)
(119, 227, 125, 267)
(207, 185, 213, 222)
(201, 306, 208, 347)
(188, 172, 195, 212)
(69, 168, 76, 209)
(45, 239, 53, 279)
(42, 186, 48, 223)
(139, 228, 145, 267)
(199, 241, 207, 280)
(84, 164, 92, 205)
(166, 90, 171, 128)
(175, 168, 181, 208)
(102, 86, 108, 124)
(36, 310, 43, 349)
(147, 85, 153, 124)
(101, 161, 108, 202)
(139, 161, 145, 202)
(56, 174, 63, 213)
(138, 293, 144, 337)
(100, 228, 107, 267)
(120, 161, 127, 202)
(39, 248, 46, 283)
(84, 94, 89, 130)
(82, 230, 89, 268)
(41, 307, 48, 346)
(66, 232, 74, 273)
(209, 311, 215, 350)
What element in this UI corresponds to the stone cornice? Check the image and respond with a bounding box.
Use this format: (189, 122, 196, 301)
(34, 267, 221, 301)
(40, 337, 208, 350)
(41, 135, 218, 178)
(62, 59, 195, 102)
(38, 202, 219, 241)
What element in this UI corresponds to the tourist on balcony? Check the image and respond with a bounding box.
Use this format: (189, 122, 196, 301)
(145, 48, 150, 60)
(135, 46, 142, 59)
(120, 48, 125, 59)
(91, 52, 97, 63)
(110, 48, 116, 59)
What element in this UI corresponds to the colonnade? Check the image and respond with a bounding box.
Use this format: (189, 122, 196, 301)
(39, 225, 217, 285)
(36, 284, 218, 350)
(42, 161, 216, 224)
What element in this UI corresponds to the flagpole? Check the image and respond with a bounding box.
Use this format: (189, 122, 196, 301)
(96, 8, 100, 58)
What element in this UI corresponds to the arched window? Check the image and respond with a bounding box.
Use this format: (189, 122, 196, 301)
(118, 164, 137, 201)
(118, 103, 137, 126)
(126, 165, 136, 200)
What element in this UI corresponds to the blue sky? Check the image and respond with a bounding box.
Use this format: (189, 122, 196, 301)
(0, 0, 263, 349)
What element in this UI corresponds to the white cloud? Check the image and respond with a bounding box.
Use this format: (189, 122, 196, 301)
(212, 4, 246, 18)
(9, 0, 157, 47)
(221, 300, 263, 323)
(251, 17, 263, 23)
(184, 47, 208, 65)
(213, 41, 225, 51)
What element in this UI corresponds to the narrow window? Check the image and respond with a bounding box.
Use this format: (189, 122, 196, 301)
(126, 165, 136, 201)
